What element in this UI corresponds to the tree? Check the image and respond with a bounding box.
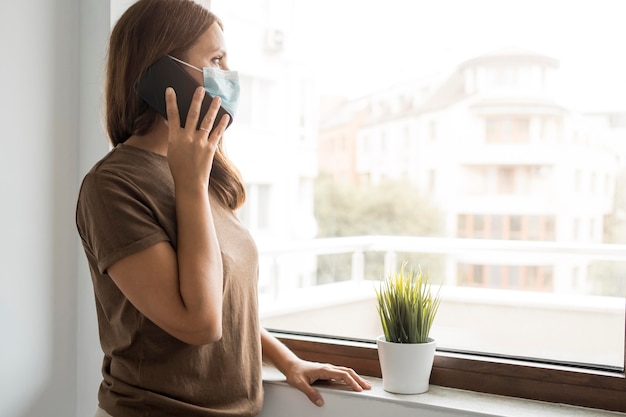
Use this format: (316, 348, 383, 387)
(314, 176, 445, 283)
(589, 167, 626, 296)
(315, 176, 443, 237)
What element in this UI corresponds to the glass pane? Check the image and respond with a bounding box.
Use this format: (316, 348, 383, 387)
(212, 0, 626, 370)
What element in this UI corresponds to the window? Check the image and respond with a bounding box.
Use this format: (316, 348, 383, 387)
(495, 66, 518, 86)
(429, 120, 437, 141)
(485, 117, 530, 143)
(509, 215, 522, 239)
(508, 265, 521, 288)
(238, 183, 272, 232)
(237, 75, 272, 128)
(457, 214, 556, 241)
(473, 214, 486, 238)
(489, 215, 503, 238)
(428, 169, 436, 194)
(213, 0, 626, 412)
(497, 167, 515, 193)
(574, 170, 583, 192)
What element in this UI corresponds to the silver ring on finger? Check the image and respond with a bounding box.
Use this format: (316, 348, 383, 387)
(199, 127, 211, 133)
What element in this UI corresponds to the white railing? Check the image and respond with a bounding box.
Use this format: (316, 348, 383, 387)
(258, 235, 626, 298)
(257, 235, 626, 368)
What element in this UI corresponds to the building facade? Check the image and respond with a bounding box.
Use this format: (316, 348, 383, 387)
(319, 47, 622, 294)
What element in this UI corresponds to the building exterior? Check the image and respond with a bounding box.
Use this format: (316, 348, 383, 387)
(319, 47, 623, 294)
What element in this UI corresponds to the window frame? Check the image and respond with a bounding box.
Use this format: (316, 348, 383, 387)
(272, 305, 626, 413)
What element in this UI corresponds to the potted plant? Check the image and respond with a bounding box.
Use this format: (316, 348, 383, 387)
(375, 261, 441, 394)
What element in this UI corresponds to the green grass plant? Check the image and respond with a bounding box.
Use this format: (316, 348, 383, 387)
(375, 261, 441, 344)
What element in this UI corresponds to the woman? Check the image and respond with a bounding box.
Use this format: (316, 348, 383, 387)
(76, 1, 370, 416)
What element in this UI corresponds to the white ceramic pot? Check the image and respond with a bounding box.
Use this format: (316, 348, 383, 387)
(376, 335, 436, 394)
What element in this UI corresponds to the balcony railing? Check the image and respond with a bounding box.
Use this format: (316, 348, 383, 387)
(257, 236, 626, 369)
(258, 235, 626, 295)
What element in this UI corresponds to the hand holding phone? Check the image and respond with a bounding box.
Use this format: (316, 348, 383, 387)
(164, 85, 230, 192)
(134, 56, 233, 131)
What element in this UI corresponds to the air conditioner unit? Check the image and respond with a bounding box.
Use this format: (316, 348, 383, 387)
(266, 29, 284, 52)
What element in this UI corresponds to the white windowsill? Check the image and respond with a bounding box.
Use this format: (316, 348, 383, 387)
(260, 366, 625, 417)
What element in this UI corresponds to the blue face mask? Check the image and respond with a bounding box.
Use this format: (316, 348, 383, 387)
(168, 55, 240, 119)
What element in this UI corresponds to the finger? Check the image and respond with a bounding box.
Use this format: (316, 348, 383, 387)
(198, 96, 223, 134)
(294, 380, 324, 407)
(343, 367, 372, 390)
(330, 366, 370, 384)
(210, 113, 230, 140)
(318, 366, 365, 392)
(164, 87, 180, 129)
(185, 86, 206, 130)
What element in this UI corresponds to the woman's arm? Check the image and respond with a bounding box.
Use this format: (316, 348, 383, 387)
(260, 328, 371, 406)
(108, 88, 230, 345)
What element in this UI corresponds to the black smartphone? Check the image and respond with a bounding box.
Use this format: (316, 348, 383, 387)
(134, 55, 232, 130)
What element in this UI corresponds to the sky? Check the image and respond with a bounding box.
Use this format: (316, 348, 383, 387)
(295, 0, 626, 111)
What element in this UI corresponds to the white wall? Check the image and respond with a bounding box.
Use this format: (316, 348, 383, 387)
(0, 2, 224, 416)
(0, 0, 110, 416)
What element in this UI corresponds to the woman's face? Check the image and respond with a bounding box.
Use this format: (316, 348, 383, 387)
(183, 22, 229, 85)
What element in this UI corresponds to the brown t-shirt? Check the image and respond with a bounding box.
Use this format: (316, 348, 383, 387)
(76, 144, 263, 417)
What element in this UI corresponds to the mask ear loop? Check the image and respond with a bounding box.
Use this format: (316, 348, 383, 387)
(167, 55, 203, 73)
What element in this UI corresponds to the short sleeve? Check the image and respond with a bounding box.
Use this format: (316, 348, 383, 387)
(76, 169, 169, 274)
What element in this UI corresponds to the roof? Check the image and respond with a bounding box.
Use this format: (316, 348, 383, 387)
(459, 46, 560, 69)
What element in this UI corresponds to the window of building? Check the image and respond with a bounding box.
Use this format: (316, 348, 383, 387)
(473, 214, 486, 238)
(574, 170, 583, 192)
(457, 214, 556, 241)
(236, 75, 253, 125)
(509, 215, 522, 240)
(508, 265, 521, 288)
(235, 75, 273, 128)
(497, 167, 515, 193)
(457, 214, 468, 237)
(489, 215, 504, 238)
(527, 215, 541, 240)
(429, 120, 437, 141)
(485, 117, 530, 143)
(428, 169, 436, 194)
(238, 183, 272, 232)
(495, 66, 518, 86)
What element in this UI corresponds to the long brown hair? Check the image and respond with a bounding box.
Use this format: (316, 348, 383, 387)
(106, 0, 245, 209)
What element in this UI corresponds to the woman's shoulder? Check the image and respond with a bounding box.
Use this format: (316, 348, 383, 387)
(90, 143, 166, 172)
(81, 144, 168, 189)
(75, 144, 173, 242)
